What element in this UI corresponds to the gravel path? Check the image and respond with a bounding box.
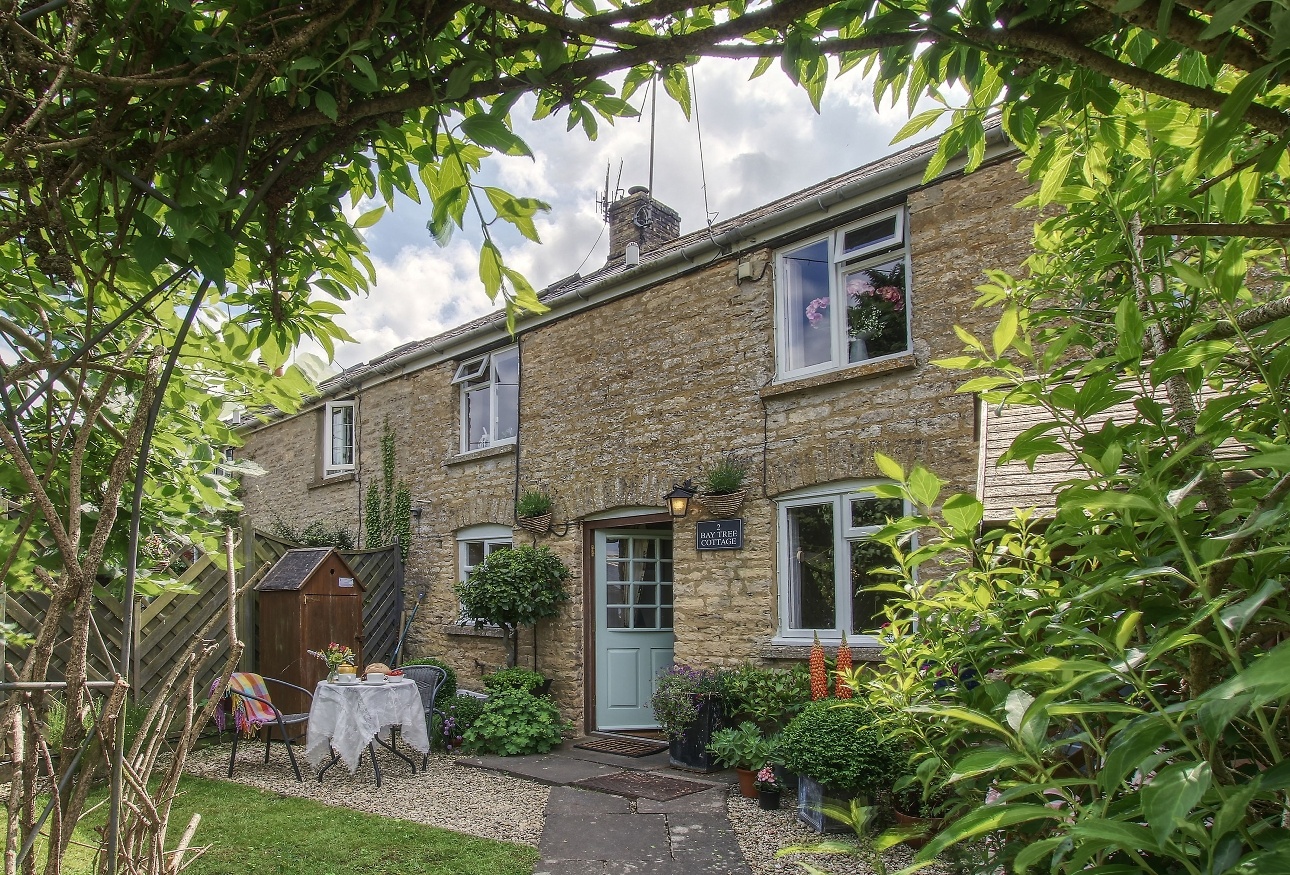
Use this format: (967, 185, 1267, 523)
(726, 789, 952, 875)
(185, 742, 548, 847)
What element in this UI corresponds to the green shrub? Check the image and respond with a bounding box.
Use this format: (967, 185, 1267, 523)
(437, 694, 485, 752)
(401, 656, 458, 700)
(720, 663, 811, 731)
(515, 489, 553, 518)
(701, 455, 747, 494)
(462, 689, 569, 756)
(456, 545, 571, 665)
(779, 700, 905, 799)
(649, 664, 725, 740)
(44, 699, 149, 753)
(482, 667, 546, 695)
(706, 721, 780, 770)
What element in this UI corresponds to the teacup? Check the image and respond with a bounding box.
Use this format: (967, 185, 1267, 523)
(366, 672, 385, 684)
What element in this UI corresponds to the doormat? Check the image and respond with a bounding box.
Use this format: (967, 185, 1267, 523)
(574, 737, 668, 758)
(572, 770, 714, 801)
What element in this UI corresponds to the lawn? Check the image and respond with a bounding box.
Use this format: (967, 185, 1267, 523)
(25, 776, 537, 875)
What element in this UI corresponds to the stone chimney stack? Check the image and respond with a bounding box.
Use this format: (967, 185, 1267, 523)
(606, 186, 681, 262)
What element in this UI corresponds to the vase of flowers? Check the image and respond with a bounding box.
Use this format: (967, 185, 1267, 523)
(308, 642, 355, 682)
(844, 264, 906, 360)
(755, 765, 783, 810)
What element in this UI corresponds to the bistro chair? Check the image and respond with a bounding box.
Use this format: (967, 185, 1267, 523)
(398, 664, 447, 768)
(223, 672, 313, 782)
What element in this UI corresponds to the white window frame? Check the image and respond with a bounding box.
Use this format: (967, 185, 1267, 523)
(452, 345, 519, 453)
(455, 524, 513, 625)
(774, 207, 912, 381)
(322, 400, 356, 477)
(773, 481, 909, 646)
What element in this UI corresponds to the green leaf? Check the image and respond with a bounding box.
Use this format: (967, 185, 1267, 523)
(663, 65, 692, 120)
(1198, 640, 1290, 734)
(1114, 611, 1142, 650)
(992, 306, 1019, 357)
(907, 467, 944, 508)
(1142, 761, 1210, 844)
(874, 452, 905, 483)
(926, 706, 1012, 737)
(940, 493, 983, 535)
(1220, 581, 1284, 635)
(460, 115, 533, 158)
(353, 206, 386, 229)
(479, 241, 503, 299)
(314, 90, 338, 121)
(1198, 64, 1274, 169)
(917, 804, 1064, 860)
(892, 108, 945, 144)
(1100, 717, 1178, 793)
(1070, 819, 1162, 855)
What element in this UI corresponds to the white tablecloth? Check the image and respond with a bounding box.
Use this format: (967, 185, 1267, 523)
(305, 678, 429, 773)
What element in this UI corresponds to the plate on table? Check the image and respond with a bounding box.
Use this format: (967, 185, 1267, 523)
(363, 676, 387, 685)
(334, 676, 358, 685)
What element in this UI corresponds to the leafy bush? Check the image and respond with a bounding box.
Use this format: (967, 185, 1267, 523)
(436, 694, 484, 752)
(269, 514, 355, 549)
(462, 689, 569, 756)
(44, 699, 149, 755)
(701, 455, 747, 494)
(649, 664, 725, 740)
(706, 721, 779, 770)
(779, 700, 905, 799)
(401, 656, 458, 701)
(515, 489, 553, 518)
(720, 663, 811, 731)
(483, 667, 546, 695)
(456, 545, 570, 664)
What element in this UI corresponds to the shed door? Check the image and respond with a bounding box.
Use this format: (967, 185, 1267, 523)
(594, 529, 674, 730)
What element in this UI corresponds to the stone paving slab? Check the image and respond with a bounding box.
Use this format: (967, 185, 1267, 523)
(540, 811, 671, 863)
(547, 785, 632, 813)
(669, 813, 750, 872)
(636, 787, 729, 813)
(561, 745, 672, 770)
(456, 752, 620, 785)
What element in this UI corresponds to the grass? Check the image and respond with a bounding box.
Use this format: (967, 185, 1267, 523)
(21, 776, 537, 875)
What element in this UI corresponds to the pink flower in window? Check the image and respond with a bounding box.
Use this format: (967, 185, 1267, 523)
(805, 296, 830, 327)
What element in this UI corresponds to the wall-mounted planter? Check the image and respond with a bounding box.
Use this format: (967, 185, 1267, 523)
(696, 489, 746, 519)
(516, 513, 552, 535)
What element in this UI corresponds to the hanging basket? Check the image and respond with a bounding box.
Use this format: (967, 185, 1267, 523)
(517, 513, 552, 535)
(697, 489, 747, 518)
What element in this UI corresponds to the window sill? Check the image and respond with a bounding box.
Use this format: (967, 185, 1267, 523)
(762, 352, 917, 400)
(442, 624, 506, 639)
(444, 443, 516, 467)
(760, 639, 885, 662)
(307, 472, 356, 490)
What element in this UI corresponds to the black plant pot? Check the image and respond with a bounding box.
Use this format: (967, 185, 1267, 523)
(667, 697, 724, 772)
(758, 788, 782, 810)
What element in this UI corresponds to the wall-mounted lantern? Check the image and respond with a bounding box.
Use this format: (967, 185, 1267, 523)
(665, 479, 696, 519)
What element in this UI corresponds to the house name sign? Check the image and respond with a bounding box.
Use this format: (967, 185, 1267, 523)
(696, 519, 744, 551)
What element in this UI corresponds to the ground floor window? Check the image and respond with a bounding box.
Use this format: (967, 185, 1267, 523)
(455, 524, 512, 624)
(776, 484, 905, 643)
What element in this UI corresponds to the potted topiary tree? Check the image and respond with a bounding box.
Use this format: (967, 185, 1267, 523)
(455, 545, 570, 667)
(515, 488, 554, 535)
(779, 700, 906, 833)
(695, 455, 748, 518)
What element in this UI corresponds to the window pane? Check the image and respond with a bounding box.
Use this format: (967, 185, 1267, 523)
(494, 383, 518, 443)
(606, 584, 628, 605)
(660, 584, 673, 606)
(844, 256, 908, 362)
(660, 607, 674, 629)
(841, 215, 898, 256)
(850, 497, 905, 529)
(659, 540, 673, 561)
(606, 561, 628, 582)
(633, 607, 657, 629)
(782, 240, 832, 372)
(606, 607, 629, 629)
(659, 561, 673, 583)
(465, 542, 485, 567)
(465, 387, 491, 449)
(634, 584, 657, 605)
(632, 539, 656, 559)
(485, 540, 512, 555)
(638, 561, 657, 582)
(787, 502, 836, 629)
(850, 539, 897, 635)
(605, 538, 625, 559)
(329, 405, 353, 467)
(493, 347, 519, 385)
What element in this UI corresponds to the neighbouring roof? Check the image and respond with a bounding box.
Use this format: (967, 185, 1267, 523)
(255, 547, 335, 591)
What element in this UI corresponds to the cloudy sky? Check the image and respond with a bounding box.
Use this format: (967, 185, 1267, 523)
(319, 59, 941, 369)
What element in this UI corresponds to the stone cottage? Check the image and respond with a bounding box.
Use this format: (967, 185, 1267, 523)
(237, 129, 1034, 735)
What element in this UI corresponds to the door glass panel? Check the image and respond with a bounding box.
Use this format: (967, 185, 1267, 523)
(660, 540, 673, 561)
(660, 607, 673, 629)
(633, 607, 657, 629)
(604, 538, 626, 559)
(660, 584, 673, 606)
(606, 607, 629, 628)
(606, 561, 627, 582)
(660, 562, 673, 582)
(606, 584, 628, 605)
(787, 502, 836, 629)
(633, 539, 656, 559)
(634, 584, 656, 605)
(638, 561, 656, 582)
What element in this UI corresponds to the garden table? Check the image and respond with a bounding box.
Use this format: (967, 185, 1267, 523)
(305, 677, 428, 787)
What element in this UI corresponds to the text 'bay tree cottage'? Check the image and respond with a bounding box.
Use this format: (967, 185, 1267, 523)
(237, 130, 1033, 734)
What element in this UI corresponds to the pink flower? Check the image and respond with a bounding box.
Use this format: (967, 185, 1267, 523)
(805, 296, 830, 327)
(876, 285, 905, 310)
(845, 273, 875, 302)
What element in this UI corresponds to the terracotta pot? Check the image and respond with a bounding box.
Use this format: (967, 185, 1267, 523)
(757, 788, 782, 810)
(696, 489, 746, 518)
(891, 808, 945, 849)
(517, 513, 552, 535)
(736, 767, 757, 798)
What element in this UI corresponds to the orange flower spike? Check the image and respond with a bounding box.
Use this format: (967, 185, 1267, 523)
(809, 632, 828, 700)
(835, 631, 853, 699)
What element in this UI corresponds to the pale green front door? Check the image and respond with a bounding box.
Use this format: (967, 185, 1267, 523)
(594, 528, 675, 730)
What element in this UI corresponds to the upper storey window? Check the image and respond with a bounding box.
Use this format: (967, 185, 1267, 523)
(452, 346, 519, 453)
(775, 208, 910, 379)
(322, 400, 355, 477)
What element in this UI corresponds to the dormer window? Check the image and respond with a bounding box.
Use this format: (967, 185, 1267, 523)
(452, 346, 519, 453)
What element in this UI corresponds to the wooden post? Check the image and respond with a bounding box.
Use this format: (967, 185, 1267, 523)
(131, 597, 142, 703)
(238, 516, 256, 672)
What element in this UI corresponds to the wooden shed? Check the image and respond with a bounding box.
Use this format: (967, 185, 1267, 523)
(255, 547, 364, 715)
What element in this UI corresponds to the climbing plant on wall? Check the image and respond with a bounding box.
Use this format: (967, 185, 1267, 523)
(364, 418, 411, 562)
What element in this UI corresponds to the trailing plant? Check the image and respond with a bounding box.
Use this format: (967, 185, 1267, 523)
(364, 418, 412, 561)
(719, 664, 811, 732)
(779, 700, 906, 799)
(483, 667, 546, 695)
(401, 657, 458, 701)
(701, 455, 748, 495)
(269, 515, 355, 550)
(462, 689, 569, 756)
(515, 489, 553, 519)
(650, 664, 726, 741)
(456, 545, 570, 667)
(706, 721, 779, 770)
